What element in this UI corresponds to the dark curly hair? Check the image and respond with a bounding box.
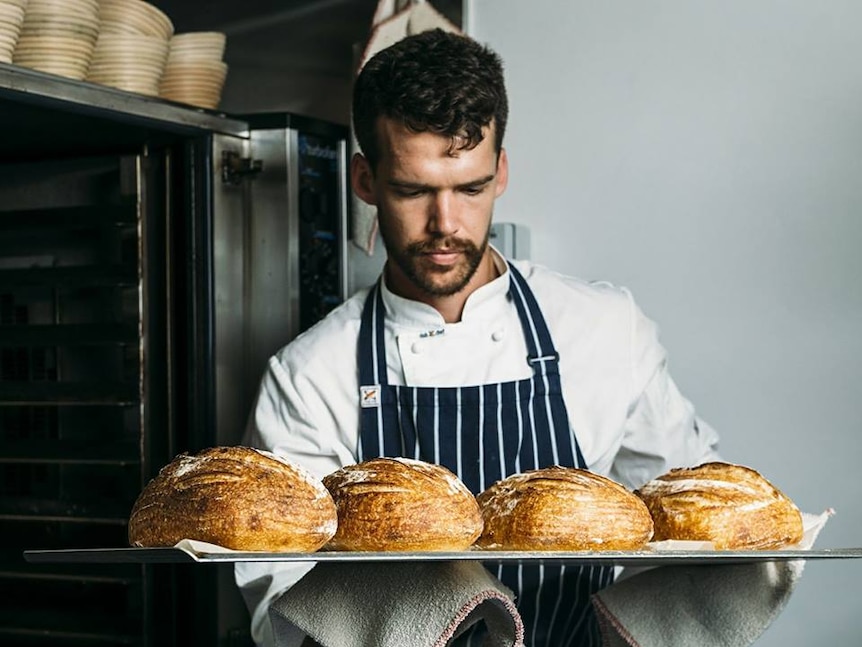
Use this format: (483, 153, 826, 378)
(353, 29, 508, 170)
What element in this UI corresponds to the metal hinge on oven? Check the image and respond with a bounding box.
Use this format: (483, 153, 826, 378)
(221, 150, 263, 186)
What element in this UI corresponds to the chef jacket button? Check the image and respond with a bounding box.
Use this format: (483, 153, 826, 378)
(492, 329, 505, 342)
(411, 341, 422, 354)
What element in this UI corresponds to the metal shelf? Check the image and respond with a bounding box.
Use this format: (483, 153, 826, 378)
(0, 439, 139, 466)
(0, 606, 141, 645)
(0, 324, 139, 347)
(0, 265, 138, 289)
(0, 558, 141, 586)
(0, 496, 131, 525)
(0, 203, 138, 232)
(0, 382, 140, 405)
(0, 61, 248, 138)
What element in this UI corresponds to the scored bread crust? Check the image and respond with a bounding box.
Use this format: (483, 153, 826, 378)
(128, 446, 338, 552)
(475, 466, 654, 551)
(635, 461, 804, 550)
(322, 457, 483, 551)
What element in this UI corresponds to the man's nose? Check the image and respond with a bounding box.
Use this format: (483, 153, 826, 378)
(429, 192, 458, 235)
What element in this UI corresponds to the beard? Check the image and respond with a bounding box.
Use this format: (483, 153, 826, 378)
(382, 228, 490, 297)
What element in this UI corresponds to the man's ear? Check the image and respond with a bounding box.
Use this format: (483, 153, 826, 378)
(495, 148, 509, 198)
(350, 153, 377, 206)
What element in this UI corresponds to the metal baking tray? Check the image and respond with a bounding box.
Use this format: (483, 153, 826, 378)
(23, 545, 862, 566)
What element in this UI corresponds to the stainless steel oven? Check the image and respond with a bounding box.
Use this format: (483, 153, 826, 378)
(0, 64, 347, 647)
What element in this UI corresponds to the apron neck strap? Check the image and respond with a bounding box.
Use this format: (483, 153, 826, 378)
(506, 261, 561, 368)
(358, 279, 388, 387)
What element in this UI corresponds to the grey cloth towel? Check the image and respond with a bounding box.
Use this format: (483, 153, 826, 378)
(269, 561, 525, 647)
(592, 510, 831, 647)
(592, 559, 805, 647)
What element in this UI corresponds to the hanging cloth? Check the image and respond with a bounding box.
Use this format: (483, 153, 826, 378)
(349, 0, 461, 255)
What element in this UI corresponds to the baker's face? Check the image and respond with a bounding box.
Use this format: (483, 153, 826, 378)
(352, 118, 508, 301)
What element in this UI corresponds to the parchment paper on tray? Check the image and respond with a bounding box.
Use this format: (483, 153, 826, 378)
(174, 539, 242, 555)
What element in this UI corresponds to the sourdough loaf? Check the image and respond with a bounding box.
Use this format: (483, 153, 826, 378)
(128, 446, 337, 552)
(322, 457, 483, 551)
(635, 461, 804, 549)
(475, 466, 654, 551)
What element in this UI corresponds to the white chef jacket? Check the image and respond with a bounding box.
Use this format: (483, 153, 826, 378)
(235, 249, 720, 647)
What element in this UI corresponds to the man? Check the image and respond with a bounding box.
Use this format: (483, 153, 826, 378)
(236, 29, 719, 646)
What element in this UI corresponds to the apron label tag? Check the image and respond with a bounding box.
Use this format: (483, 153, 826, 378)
(360, 385, 381, 408)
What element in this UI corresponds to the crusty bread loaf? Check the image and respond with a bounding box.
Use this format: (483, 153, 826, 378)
(635, 461, 804, 550)
(322, 457, 483, 551)
(128, 446, 337, 552)
(475, 466, 654, 551)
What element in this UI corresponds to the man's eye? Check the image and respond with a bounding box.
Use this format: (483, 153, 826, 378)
(395, 188, 425, 198)
(461, 186, 486, 196)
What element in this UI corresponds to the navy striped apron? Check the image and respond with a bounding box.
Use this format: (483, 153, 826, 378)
(357, 262, 615, 646)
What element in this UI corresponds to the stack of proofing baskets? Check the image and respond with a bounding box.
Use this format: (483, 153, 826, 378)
(0, 0, 227, 109)
(11, 0, 100, 80)
(87, 0, 174, 96)
(159, 30, 227, 109)
(0, 0, 29, 65)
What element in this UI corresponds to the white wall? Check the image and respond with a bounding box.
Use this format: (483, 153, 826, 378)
(471, 1, 862, 644)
